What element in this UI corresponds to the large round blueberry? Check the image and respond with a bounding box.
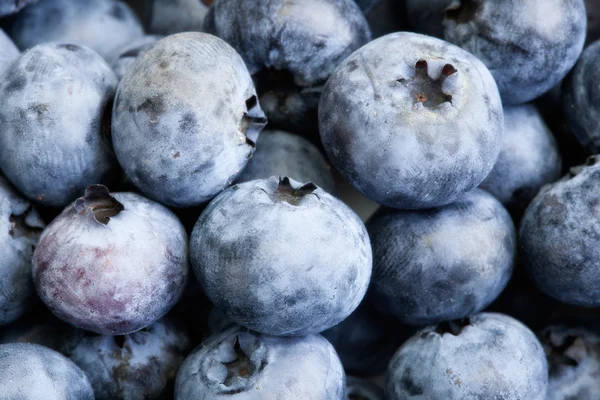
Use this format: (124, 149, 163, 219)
(145, 0, 210, 35)
(367, 189, 515, 326)
(0, 0, 37, 17)
(9, 0, 144, 62)
(175, 326, 346, 399)
(112, 32, 266, 208)
(205, 0, 370, 133)
(32, 185, 189, 335)
(540, 325, 600, 400)
(0, 175, 45, 325)
(0, 42, 117, 208)
(0, 343, 94, 399)
(111, 35, 162, 81)
(235, 130, 336, 194)
(562, 40, 600, 154)
(63, 317, 192, 400)
(442, 0, 586, 105)
(386, 313, 548, 400)
(322, 303, 411, 376)
(190, 176, 372, 336)
(479, 104, 562, 219)
(520, 156, 600, 307)
(0, 29, 19, 74)
(319, 32, 503, 210)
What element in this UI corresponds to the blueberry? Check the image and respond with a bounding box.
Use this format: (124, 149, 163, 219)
(442, 0, 586, 105)
(562, 40, 600, 154)
(0, 0, 37, 17)
(520, 156, 600, 307)
(9, 0, 144, 62)
(319, 32, 503, 210)
(190, 176, 372, 336)
(0, 28, 19, 74)
(0, 175, 45, 325)
(322, 303, 412, 376)
(0, 42, 117, 208)
(112, 32, 266, 208)
(111, 35, 162, 81)
(145, 0, 210, 35)
(367, 189, 515, 326)
(32, 185, 189, 335)
(346, 376, 385, 400)
(175, 326, 346, 399)
(63, 317, 192, 400)
(235, 130, 336, 194)
(0, 343, 94, 399)
(479, 104, 562, 219)
(205, 0, 370, 134)
(386, 313, 548, 400)
(540, 325, 600, 400)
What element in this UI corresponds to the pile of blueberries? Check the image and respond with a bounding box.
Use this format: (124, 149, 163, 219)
(1, 0, 600, 399)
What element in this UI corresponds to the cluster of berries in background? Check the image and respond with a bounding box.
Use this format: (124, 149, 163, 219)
(0, 0, 599, 399)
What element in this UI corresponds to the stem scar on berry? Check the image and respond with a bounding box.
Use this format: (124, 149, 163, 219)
(74, 185, 124, 225)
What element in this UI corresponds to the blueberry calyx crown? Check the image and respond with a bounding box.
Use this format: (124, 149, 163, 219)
(221, 337, 255, 386)
(445, 0, 479, 24)
(424, 318, 471, 337)
(274, 177, 319, 205)
(240, 95, 268, 149)
(543, 332, 582, 373)
(569, 155, 598, 177)
(397, 60, 456, 108)
(8, 206, 43, 242)
(75, 185, 124, 225)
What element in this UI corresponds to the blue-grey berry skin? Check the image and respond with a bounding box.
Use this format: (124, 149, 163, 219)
(205, 0, 371, 88)
(112, 32, 266, 208)
(540, 325, 600, 400)
(235, 130, 336, 194)
(520, 156, 600, 307)
(479, 104, 562, 219)
(145, 0, 209, 35)
(175, 326, 346, 399)
(0, 43, 117, 208)
(0, 0, 37, 17)
(0, 175, 45, 325)
(63, 317, 192, 400)
(111, 35, 162, 81)
(32, 185, 189, 335)
(0, 29, 19, 75)
(443, 0, 586, 105)
(322, 303, 411, 376)
(9, 0, 144, 62)
(562, 40, 600, 154)
(0, 343, 94, 400)
(319, 32, 503, 210)
(191, 176, 372, 336)
(386, 313, 548, 400)
(367, 189, 515, 326)
(346, 376, 385, 400)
